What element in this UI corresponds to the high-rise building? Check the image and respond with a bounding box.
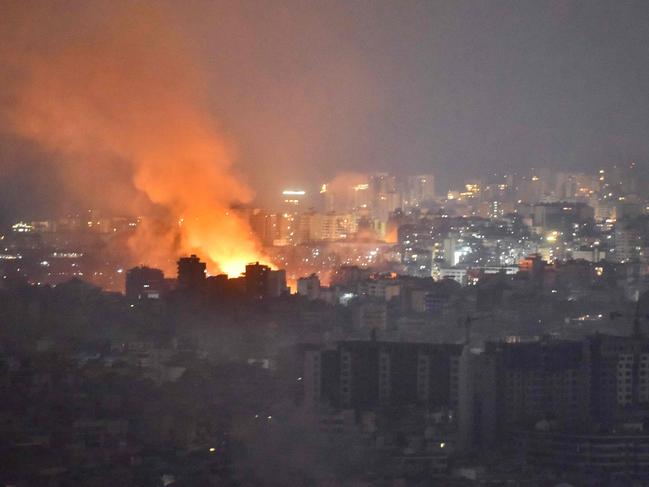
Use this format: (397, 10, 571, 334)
(352, 182, 371, 211)
(266, 269, 288, 297)
(321, 212, 355, 241)
(406, 174, 435, 208)
(480, 339, 589, 442)
(281, 189, 306, 209)
(370, 173, 396, 197)
(587, 334, 649, 419)
(296, 210, 323, 244)
(369, 173, 398, 221)
(177, 254, 206, 291)
(297, 274, 321, 300)
(125, 266, 166, 300)
(245, 262, 270, 299)
(320, 183, 335, 212)
(531, 202, 594, 233)
(249, 209, 278, 247)
(472, 334, 649, 447)
(245, 262, 288, 299)
(517, 174, 545, 203)
(273, 212, 296, 246)
(300, 340, 463, 411)
(612, 222, 643, 263)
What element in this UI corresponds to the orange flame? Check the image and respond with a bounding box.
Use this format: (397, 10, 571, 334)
(1, 2, 269, 277)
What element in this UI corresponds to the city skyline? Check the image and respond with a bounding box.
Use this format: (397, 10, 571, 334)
(3, 1, 649, 216)
(4, 2, 649, 484)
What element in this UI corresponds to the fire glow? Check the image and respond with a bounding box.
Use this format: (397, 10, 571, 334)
(1, 2, 270, 277)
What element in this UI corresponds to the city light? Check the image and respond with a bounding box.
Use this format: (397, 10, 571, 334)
(11, 222, 33, 233)
(1, 4, 648, 483)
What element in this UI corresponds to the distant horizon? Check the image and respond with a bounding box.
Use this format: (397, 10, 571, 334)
(0, 159, 644, 225)
(3, 1, 649, 224)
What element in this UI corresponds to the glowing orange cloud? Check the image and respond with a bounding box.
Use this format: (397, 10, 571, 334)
(1, 1, 268, 277)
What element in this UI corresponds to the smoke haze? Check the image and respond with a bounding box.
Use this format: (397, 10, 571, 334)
(1, 1, 267, 275)
(3, 1, 649, 234)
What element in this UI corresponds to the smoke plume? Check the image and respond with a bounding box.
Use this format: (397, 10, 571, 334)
(324, 172, 369, 213)
(0, 1, 267, 276)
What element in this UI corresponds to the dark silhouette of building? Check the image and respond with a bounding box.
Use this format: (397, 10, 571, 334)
(249, 210, 278, 247)
(515, 428, 649, 477)
(244, 262, 287, 299)
(177, 254, 206, 291)
(517, 253, 547, 289)
(297, 274, 321, 300)
(125, 266, 166, 300)
(482, 338, 589, 441)
(205, 273, 250, 300)
(206, 274, 229, 296)
(330, 265, 368, 287)
(531, 201, 595, 233)
(266, 269, 288, 297)
(301, 340, 463, 411)
(245, 262, 270, 299)
(587, 333, 649, 421)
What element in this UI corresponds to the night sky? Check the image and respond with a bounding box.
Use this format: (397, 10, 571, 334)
(1, 0, 649, 223)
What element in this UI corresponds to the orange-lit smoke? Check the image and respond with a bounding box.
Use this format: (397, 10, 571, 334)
(0, 2, 267, 276)
(323, 172, 369, 212)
